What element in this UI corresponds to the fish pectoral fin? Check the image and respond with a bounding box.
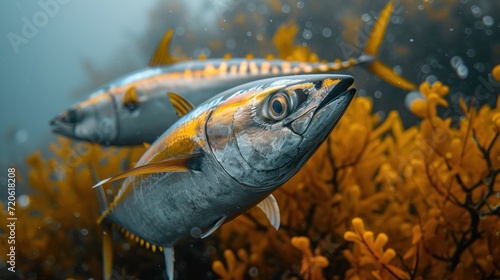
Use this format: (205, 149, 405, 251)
(200, 216, 227, 239)
(164, 246, 175, 280)
(92, 153, 202, 189)
(102, 224, 113, 280)
(123, 86, 139, 110)
(256, 194, 281, 230)
(150, 29, 176, 66)
(167, 92, 194, 117)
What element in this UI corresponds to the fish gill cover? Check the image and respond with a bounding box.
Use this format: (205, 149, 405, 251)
(1, 0, 500, 279)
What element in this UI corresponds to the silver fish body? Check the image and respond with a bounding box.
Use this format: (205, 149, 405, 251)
(51, 58, 368, 145)
(95, 74, 355, 279)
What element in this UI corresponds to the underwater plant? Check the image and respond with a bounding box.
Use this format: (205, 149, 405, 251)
(2, 67, 500, 279)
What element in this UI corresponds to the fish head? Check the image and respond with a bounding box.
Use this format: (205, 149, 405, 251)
(50, 90, 119, 145)
(206, 74, 355, 189)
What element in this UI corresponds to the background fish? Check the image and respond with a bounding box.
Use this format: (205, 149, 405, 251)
(93, 74, 356, 279)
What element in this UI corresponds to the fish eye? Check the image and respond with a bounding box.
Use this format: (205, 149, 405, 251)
(265, 91, 290, 121)
(124, 101, 138, 111)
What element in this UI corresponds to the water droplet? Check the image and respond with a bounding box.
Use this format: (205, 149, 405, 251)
(302, 29, 312, 40)
(410, 38, 414, 42)
(421, 64, 431, 74)
(405, 91, 425, 111)
(18, 194, 30, 208)
(374, 90, 382, 99)
(15, 129, 28, 143)
(392, 65, 402, 75)
(246, 31, 252, 37)
(417, 5, 424, 11)
(225, 39, 236, 49)
(281, 4, 291, 13)
(361, 13, 371, 22)
(106, 189, 113, 195)
(297, 1, 305, 9)
(190, 227, 202, 238)
(175, 26, 185, 36)
(305, 21, 312, 28)
(464, 27, 473, 35)
(449, 28, 455, 32)
(249, 267, 259, 277)
(322, 27, 332, 38)
(81, 228, 89, 236)
(256, 34, 263, 41)
(475, 20, 484, 30)
(471, 5, 482, 18)
(456, 65, 469, 79)
(466, 49, 476, 58)
(426, 75, 438, 85)
(483, 16, 494, 26)
(450, 56, 464, 69)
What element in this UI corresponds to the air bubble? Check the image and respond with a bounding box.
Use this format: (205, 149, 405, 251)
(483, 16, 494, 26)
(374, 90, 382, 99)
(405, 91, 425, 111)
(249, 267, 259, 277)
(464, 27, 473, 35)
(302, 29, 312, 40)
(466, 49, 476, 58)
(246, 31, 252, 37)
(471, 5, 482, 18)
(421, 64, 431, 74)
(361, 13, 371, 22)
(297, 1, 305, 9)
(225, 39, 236, 49)
(450, 56, 464, 69)
(190, 227, 202, 238)
(322, 27, 332, 38)
(281, 4, 291, 13)
(81, 228, 89, 236)
(15, 129, 28, 143)
(456, 65, 469, 79)
(18, 194, 30, 208)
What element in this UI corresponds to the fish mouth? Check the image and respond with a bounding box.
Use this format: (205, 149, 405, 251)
(315, 76, 355, 114)
(50, 110, 79, 138)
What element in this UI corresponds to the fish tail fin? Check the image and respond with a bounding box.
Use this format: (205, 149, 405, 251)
(89, 163, 114, 280)
(360, 1, 417, 90)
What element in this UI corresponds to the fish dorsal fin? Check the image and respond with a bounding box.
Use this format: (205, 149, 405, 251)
(92, 153, 202, 189)
(150, 29, 176, 66)
(167, 92, 194, 117)
(123, 87, 139, 110)
(256, 194, 280, 230)
(200, 216, 227, 239)
(143, 142, 151, 149)
(364, 1, 393, 56)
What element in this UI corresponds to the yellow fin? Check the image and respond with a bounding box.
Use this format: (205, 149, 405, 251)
(365, 1, 393, 56)
(167, 92, 194, 117)
(368, 61, 416, 90)
(102, 225, 113, 280)
(92, 153, 202, 189)
(143, 142, 151, 149)
(150, 29, 176, 66)
(123, 87, 139, 109)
